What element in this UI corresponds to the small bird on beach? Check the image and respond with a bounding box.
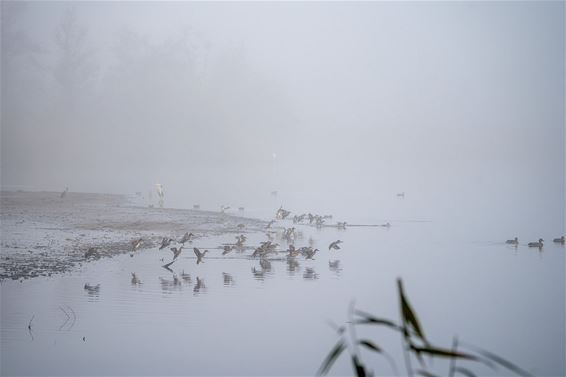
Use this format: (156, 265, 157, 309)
(553, 236, 565, 244)
(329, 240, 343, 251)
(193, 248, 208, 264)
(85, 247, 100, 259)
(170, 246, 183, 260)
(179, 232, 194, 245)
(505, 237, 519, 245)
(159, 237, 173, 250)
(132, 238, 143, 251)
(528, 239, 544, 248)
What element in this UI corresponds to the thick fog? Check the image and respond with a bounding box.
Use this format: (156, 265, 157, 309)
(1, 1, 564, 219)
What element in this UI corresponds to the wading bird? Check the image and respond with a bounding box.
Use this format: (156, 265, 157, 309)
(131, 273, 141, 285)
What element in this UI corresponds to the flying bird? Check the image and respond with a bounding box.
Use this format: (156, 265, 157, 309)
(159, 237, 173, 250)
(170, 246, 183, 260)
(193, 247, 208, 264)
(329, 240, 343, 250)
(179, 232, 194, 244)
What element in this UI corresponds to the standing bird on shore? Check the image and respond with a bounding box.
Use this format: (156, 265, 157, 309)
(553, 236, 565, 244)
(329, 240, 343, 251)
(60, 187, 69, 199)
(170, 246, 183, 260)
(179, 232, 194, 245)
(193, 248, 208, 264)
(528, 239, 544, 248)
(131, 238, 143, 256)
(505, 237, 519, 245)
(159, 237, 173, 250)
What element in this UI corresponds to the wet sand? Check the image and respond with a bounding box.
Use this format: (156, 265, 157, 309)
(0, 191, 266, 280)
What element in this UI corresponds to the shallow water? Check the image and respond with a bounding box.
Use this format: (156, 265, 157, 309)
(1, 195, 565, 376)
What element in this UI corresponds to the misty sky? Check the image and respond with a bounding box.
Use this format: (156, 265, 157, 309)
(1, 1, 564, 216)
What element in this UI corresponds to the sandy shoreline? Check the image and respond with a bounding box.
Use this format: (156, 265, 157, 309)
(0, 191, 266, 280)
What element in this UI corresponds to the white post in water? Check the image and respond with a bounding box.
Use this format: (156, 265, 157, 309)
(272, 152, 277, 196)
(155, 183, 165, 208)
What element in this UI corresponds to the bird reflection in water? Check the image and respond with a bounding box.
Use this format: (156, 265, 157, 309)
(286, 257, 300, 275)
(329, 260, 342, 276)
(160, 275, 183, 292)
(303, 267, 319, 280)
(223, 272, 235, 286)
(252, 257, 273, 280)
(193, 277, 206, 295)
(180, 270, 192, 284)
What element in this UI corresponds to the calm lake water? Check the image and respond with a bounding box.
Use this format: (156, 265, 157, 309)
(1, 190, 564, 376)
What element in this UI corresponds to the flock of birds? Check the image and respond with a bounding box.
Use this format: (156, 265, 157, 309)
(83, 205, 347, 291)
(81, 197, 564, 293)
(505, 236, 564, 249)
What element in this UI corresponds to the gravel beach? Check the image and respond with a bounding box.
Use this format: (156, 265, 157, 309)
(0, 191, 266, 280)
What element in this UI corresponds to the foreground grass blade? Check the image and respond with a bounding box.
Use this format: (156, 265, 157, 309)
(354, 310, 402, 331)
(351, 355, 367, 377)
(358, 339, 382, 353)
(397, 279, 427, 342)
(463, 344, 533, 377)
(410, 345, 478, 360)
(454, 367, 477, 377)
(359, 339, 399, 376)
(416, 369, 440, 377)
(317, 339, 347, 376)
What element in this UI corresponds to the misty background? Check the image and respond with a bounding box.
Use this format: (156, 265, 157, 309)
(1, 1, 564, 225)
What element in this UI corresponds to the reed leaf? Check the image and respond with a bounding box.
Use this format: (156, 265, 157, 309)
(453, 367, 477, 377)
(397, 279, 427, 342)
(463, 344, 533, 377)
(354, 310, 402, 331)
(351, 355, 367, 377)
(410, 345, 478, 360)
(317, 339, 346, 376)
(358, 339, 383, 353)
(416, 369, 440, 377)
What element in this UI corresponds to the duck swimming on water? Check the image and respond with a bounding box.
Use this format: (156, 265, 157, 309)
(528, 239, 544, 248)
(553, 236, 565, 244)
(505, 237, 519, 245)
